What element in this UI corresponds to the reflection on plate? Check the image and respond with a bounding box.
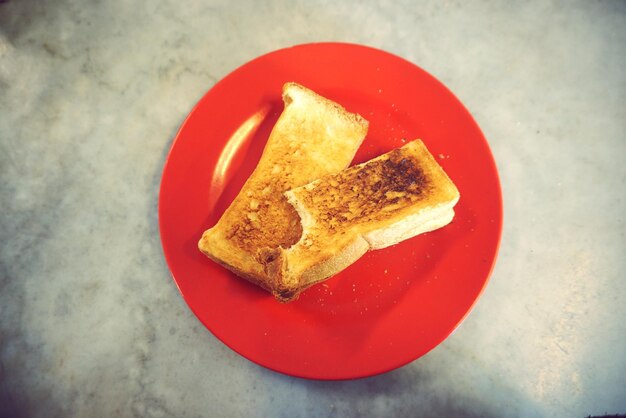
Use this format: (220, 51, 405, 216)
(158, 43, 502, 380)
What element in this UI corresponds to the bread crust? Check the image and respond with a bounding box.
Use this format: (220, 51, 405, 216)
(198, 83, 368, 296)
(266, 140, 460, 301)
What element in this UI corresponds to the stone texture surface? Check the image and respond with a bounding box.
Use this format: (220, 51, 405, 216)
(1, 1, 625, 417)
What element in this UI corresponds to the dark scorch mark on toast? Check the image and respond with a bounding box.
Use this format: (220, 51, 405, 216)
(298, 148, 432, 231)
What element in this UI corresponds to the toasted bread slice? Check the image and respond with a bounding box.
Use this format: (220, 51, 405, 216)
(262, 139, 460, 301)
(198, 82, 369, 295)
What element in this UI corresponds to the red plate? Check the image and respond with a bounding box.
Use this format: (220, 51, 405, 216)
(159, 43, 502, 380)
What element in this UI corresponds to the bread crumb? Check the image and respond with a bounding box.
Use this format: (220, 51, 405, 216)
(438, 153, 445, 159)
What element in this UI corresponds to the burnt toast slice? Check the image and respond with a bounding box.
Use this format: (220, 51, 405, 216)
(261, 139, 460, 301)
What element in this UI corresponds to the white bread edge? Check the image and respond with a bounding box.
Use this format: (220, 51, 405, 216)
(363, 198, 458, 249)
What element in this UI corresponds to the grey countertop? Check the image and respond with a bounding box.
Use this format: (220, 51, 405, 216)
(1, 1, 625, 417)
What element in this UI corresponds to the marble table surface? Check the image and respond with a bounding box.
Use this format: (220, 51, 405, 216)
(1, 0, 625, 417)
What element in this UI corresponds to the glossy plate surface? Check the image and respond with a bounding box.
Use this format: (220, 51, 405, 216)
(159, 43, 502, 380)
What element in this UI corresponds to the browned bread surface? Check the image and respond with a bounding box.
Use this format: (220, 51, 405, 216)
(198, 82, 369, 294)
(264, 139, 460, 301)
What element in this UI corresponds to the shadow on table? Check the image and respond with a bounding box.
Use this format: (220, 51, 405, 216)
(0, 361, 27, 418)
(258, 362, 516, 418)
